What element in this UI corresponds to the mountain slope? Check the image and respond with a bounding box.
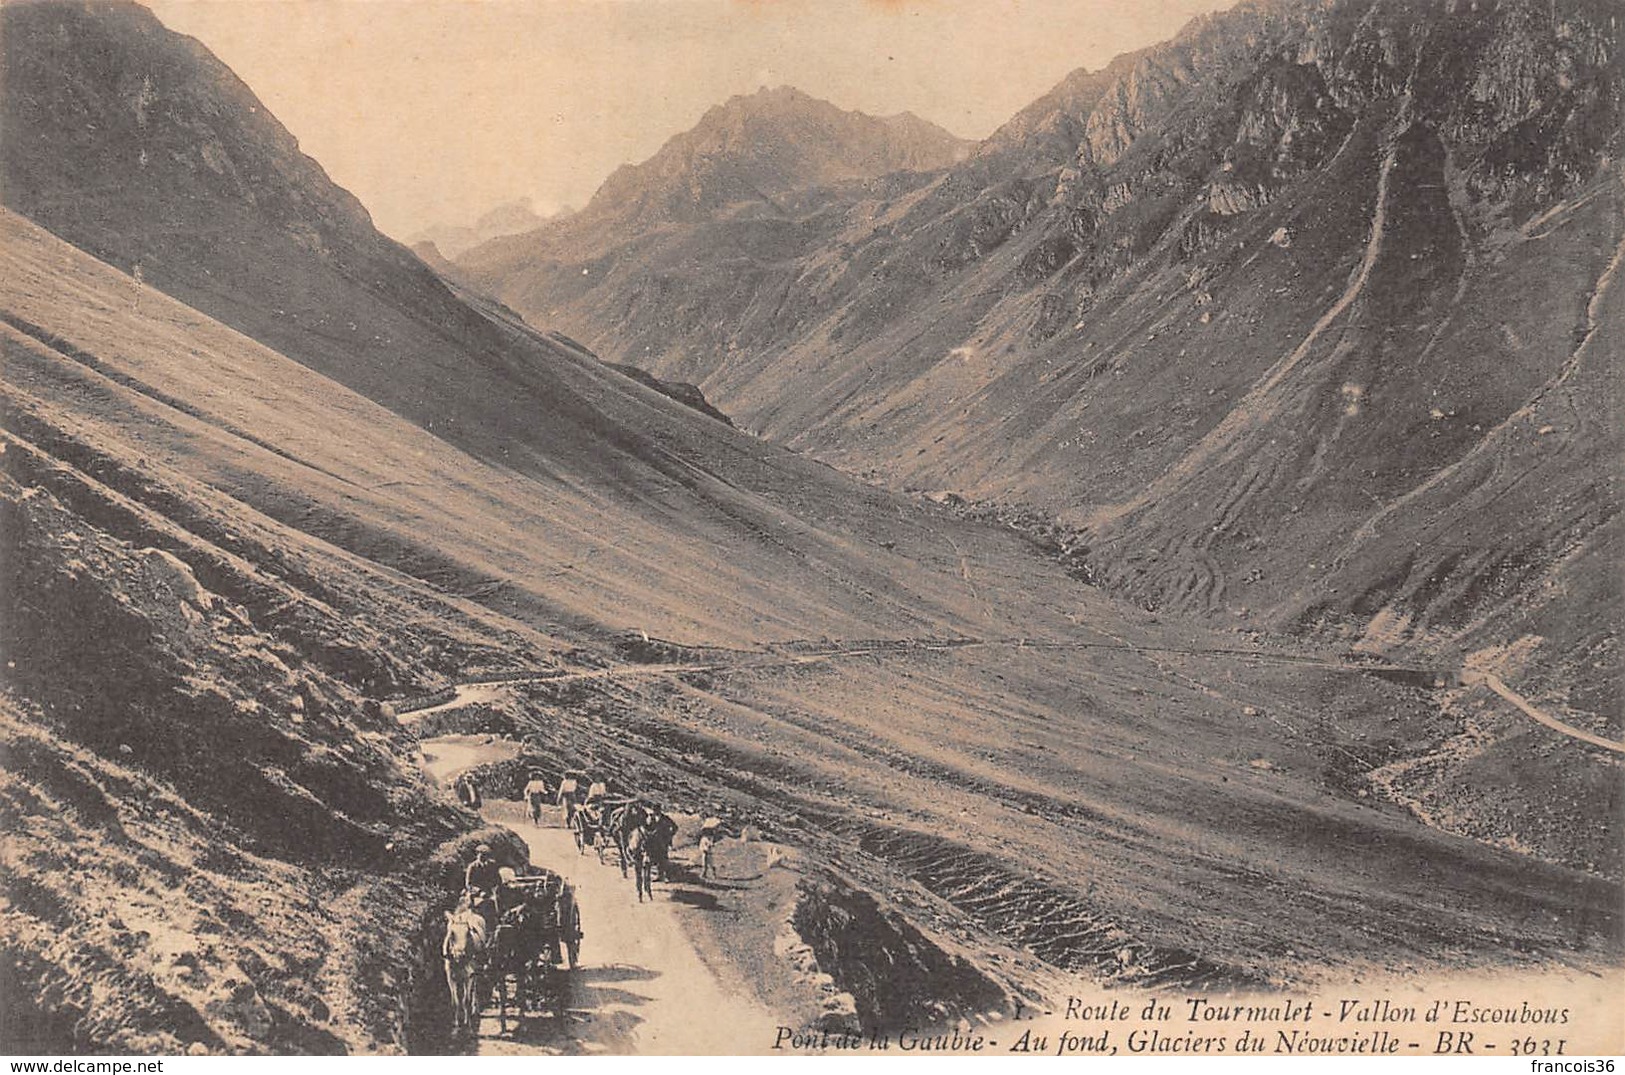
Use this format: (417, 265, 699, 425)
(10, 197, 1620, 1049)
(460, 0, 1623, 725)
(0, 1, 1035, 648)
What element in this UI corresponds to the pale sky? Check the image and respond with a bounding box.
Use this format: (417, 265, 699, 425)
(143, 0, 1239, 240)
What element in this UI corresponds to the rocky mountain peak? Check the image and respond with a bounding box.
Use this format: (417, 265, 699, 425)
(574, 84, 970, 232)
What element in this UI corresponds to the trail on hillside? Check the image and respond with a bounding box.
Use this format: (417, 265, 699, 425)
(420, 736, 782, 1055)
(1470, 673, 1625, 755)
(403, 634, 1622, 752)
(403, 665, 715, 721)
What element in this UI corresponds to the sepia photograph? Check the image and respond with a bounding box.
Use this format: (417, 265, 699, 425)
(1, 0, 1620, 1059)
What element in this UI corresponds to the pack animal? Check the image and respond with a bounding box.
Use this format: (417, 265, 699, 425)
(625, 824, 654, 902)
(441, 900, 488, 1033)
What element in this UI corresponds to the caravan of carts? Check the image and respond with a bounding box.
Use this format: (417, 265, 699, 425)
(445, 765, 726, 1038)
(554, 771, 680, 902)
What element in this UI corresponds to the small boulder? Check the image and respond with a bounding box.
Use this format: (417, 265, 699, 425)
(140, 548, 214, 610)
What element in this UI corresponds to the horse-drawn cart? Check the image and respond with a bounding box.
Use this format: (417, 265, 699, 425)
(484, 869, 582, 1033)
(572, 795, 637, 867)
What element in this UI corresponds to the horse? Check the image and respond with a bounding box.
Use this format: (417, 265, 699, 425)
(608, 802, 648, 877)
(486, 903, 536, 1035)
(441, 900, 488, 1034)
(625, 825, 654, 902)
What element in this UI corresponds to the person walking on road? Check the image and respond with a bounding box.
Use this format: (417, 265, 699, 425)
(698, 816, 723, 880)
(523, 772, 550, 826)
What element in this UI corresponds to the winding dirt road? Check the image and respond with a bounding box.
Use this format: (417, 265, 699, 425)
(404, 636, 1624, 754)
(1469, 672, 1625, 755)
(403, 664, 713, 722)
(420, 736, 783, 1055)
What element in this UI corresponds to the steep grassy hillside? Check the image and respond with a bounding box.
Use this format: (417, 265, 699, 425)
(1, 305, 533, 1050)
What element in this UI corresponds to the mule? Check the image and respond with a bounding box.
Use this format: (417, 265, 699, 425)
(486, 904, 533, 1035)
(442, 901, 488, 1034)
(625, 825, 654, 902)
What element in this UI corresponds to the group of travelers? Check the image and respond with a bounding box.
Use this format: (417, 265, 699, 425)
(454, 766, 727, 904)
(443, 763, 734, 1032)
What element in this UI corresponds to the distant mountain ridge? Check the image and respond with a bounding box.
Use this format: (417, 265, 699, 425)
(460, 85, 971, 278)
(459, 0, 1624, 735)
(408, 197, 572, 259)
